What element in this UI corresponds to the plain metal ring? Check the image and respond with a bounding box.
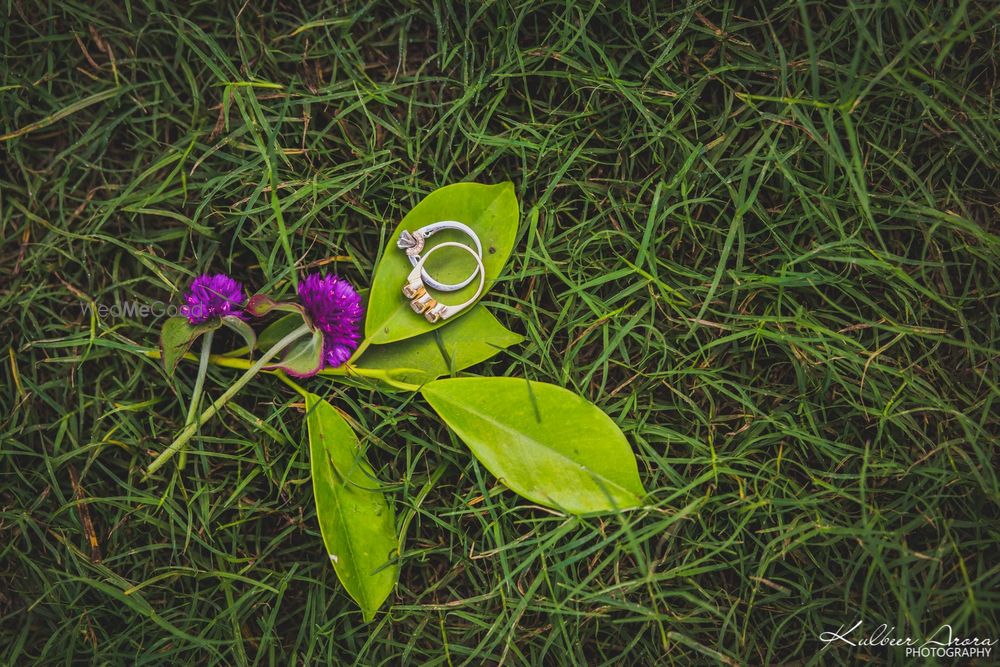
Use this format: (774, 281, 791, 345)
(396, 220, 483, 292)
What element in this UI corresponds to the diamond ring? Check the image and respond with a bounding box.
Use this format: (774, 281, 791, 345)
(396, 220, 483, 292)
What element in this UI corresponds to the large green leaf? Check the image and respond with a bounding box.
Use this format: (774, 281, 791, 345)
(421, 378, 646, 514)
(159, 316, 221, 373)
(356, 306, 524, 385)
(365, 182, 519, 344)
(305, 392, 398, 621)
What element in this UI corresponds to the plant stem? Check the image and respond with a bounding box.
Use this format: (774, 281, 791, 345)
(348, 336, 371, 363)
(144, 347, 419, 390)
(178, 329, 214, 470)
(207, 353, 415, 385)
(146, 323, 311, 477)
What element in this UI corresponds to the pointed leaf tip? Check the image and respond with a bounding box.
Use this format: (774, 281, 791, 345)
(305, 392, 398, 620)
(421, 377, 646, 514)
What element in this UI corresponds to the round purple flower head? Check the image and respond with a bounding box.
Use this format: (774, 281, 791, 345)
(180, 273, 246, 325)
(297, 273, 363, 368)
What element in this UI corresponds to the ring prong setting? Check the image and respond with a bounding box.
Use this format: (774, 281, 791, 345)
(425, 304, 447, 323)
(401, 239, 485, 324)
(410, 293, 435, 314)
(402, 282, 425, 299)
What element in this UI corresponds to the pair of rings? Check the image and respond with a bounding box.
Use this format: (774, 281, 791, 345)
(398, 221, 484, 323)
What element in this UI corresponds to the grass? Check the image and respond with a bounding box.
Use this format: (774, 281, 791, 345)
(2, 1, 999, 664)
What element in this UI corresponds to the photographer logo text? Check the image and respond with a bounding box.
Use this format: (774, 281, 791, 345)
(820, 621, 996, 659)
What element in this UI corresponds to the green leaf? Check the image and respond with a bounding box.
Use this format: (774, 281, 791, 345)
(254, 310, 325, 377)
(356, 306, 523, 386)
(256, 313, 302, 351)
(421, 378, 646, 514)
(264, 327, 325, 378)
(159, 316, 221, 373)
(365, 182, 520, 344)
(221, 315, 256, 352)
(304, 392, 398, 621)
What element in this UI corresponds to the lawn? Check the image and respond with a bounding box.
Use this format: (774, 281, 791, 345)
(2, 1, 999, 665)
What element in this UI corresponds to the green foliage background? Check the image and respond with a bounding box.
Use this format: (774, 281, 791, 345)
(1, 1, 998, 664)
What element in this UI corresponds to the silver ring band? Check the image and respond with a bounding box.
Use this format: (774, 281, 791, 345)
(401, 242, 486, 323)
(397, 220, 483, 292)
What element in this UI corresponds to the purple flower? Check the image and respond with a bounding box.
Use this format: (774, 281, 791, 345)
(180, 273, 246, 325)
(297, 273, 363, 368)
